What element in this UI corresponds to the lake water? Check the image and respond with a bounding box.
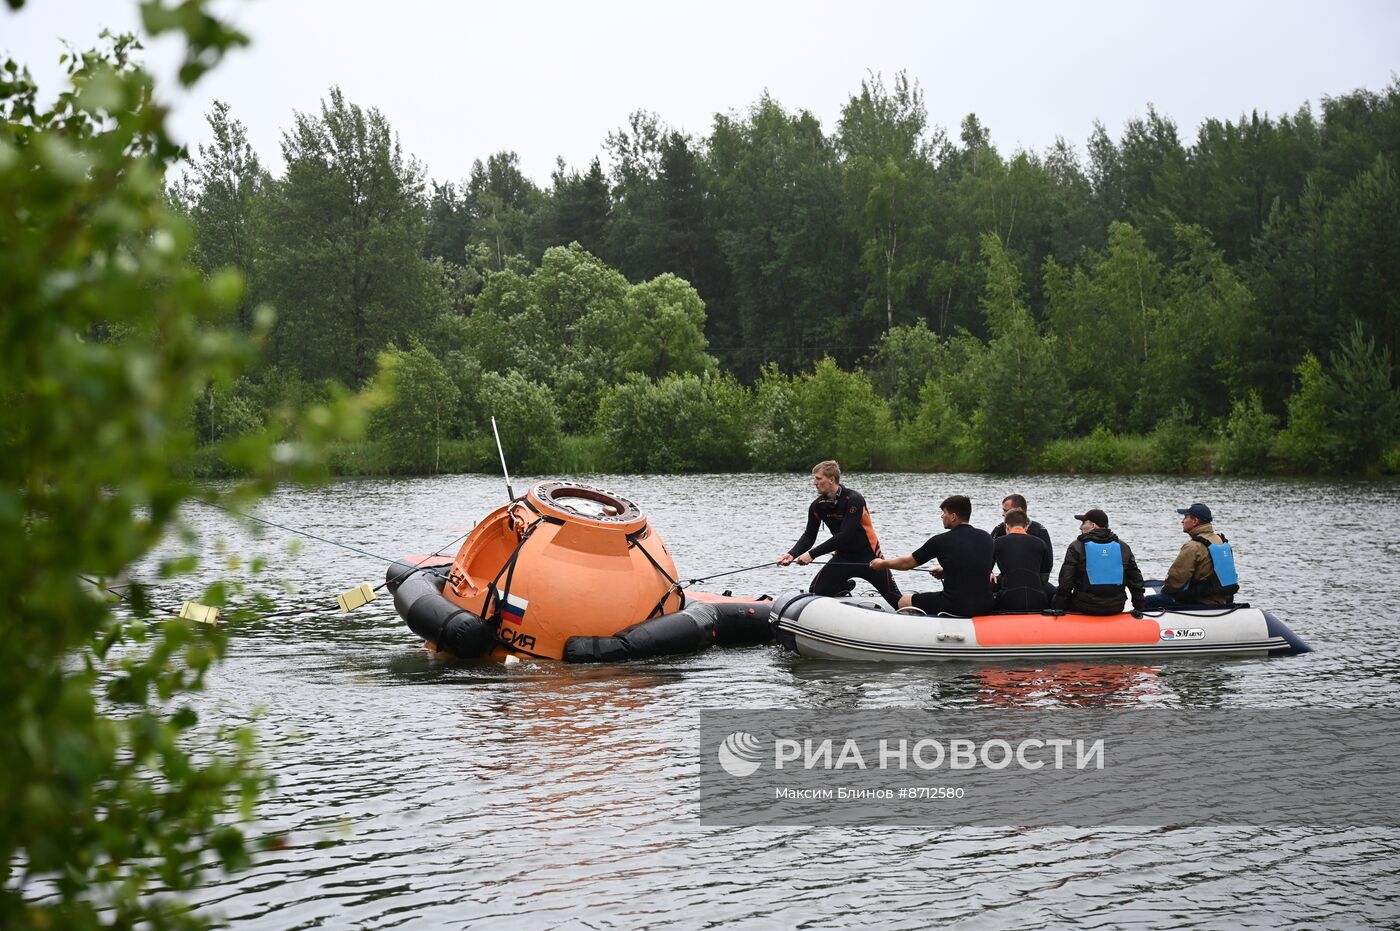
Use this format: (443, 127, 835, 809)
(148, 472, 1400, 928)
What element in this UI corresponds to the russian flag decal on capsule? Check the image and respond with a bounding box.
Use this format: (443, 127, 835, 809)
(500, 592, 529, 623)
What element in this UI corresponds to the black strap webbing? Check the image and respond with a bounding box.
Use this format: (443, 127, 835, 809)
(482, 517, 543, 626)
(630, 531, 682, 619)
(520, 495, 565, 525)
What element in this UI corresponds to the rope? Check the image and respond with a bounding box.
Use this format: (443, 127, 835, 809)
(194, 497, 471, 596)
(79, 575, 133, 601)
(375, 561, 451, 595)
(79, 574, 201, 621)
(431, 530, 472, 557)
(820, 560, 917, 570)
(1142, 603, 1250, 617)
(681, 557, 935, 587)
(682, 560, 779, 586)
(194, 498, 396, 565)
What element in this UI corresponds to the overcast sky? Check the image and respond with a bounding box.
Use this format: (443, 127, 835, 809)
(6, 1, 1399, 185)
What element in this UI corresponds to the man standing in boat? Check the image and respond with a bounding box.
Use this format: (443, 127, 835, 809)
(1054, 508, 1147, 615)
(777, 460, 902, 608)
(869, 494, 996, 617)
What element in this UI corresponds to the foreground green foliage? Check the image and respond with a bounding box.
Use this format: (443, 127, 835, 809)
(1, 5, 365, 927)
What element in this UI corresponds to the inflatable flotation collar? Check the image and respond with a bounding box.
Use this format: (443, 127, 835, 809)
(563, 592, 773, 663)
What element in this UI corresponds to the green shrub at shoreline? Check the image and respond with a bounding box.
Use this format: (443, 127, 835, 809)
(180, 430, 1398, 479)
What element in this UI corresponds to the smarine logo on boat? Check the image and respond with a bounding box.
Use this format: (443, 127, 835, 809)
(717, 732, 765, 777)
(1160, 627, 1206, 641)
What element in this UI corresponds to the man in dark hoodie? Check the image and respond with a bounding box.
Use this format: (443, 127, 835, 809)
(1054, 508, 1146, 616)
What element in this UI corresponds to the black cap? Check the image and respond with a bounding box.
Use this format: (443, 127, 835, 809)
(1177, 502, 1212, 522)
(1074, 508, 1109, 528)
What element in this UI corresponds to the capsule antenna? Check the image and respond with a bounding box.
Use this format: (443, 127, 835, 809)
(491, 415, 515, 501)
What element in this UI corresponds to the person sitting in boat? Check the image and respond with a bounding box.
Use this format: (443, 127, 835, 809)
(992, 508, 1055, 612)
(777, 460, 901, 608)
(869, 494, 995, 617)
(1054, 508, 1146, 616)
(1144, 503, 1239, 608)
(990, 493, 1053, 582)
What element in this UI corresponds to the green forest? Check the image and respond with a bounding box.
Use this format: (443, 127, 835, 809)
(175, 74, 1400, 475)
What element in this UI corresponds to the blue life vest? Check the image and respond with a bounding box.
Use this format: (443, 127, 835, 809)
(1084, 540, 1124, 586)
(1209, 540, 1238, 587)
(1187, 534, 1239, 597)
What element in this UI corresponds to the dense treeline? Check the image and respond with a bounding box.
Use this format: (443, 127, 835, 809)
(172, 73, 1400, 475)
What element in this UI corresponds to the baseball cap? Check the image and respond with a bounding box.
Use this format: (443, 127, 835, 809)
(1176, 503, 1212, 522)
(1073, 508, 1109, 528)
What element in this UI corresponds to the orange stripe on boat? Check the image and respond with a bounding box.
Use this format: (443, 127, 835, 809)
(973, 613, 1161, 646)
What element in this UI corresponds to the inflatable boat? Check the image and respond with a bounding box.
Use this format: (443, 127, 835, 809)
(770, 590, 1311, 662)
(386, 480, 771, 663)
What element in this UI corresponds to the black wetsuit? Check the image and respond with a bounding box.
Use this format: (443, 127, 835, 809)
(909, 523, 995, 616)
(788, 485, 901, 608)
(991, 519, 1053, 581)
(992, 532, 1054, 611)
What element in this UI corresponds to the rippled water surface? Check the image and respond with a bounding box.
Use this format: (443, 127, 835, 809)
(144, 473, 1400, 928)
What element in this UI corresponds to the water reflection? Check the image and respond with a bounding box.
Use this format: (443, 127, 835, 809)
(962, 663, 1167, 707)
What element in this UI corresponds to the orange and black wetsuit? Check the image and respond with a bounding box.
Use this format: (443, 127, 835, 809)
(788, 485, 901, 608)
